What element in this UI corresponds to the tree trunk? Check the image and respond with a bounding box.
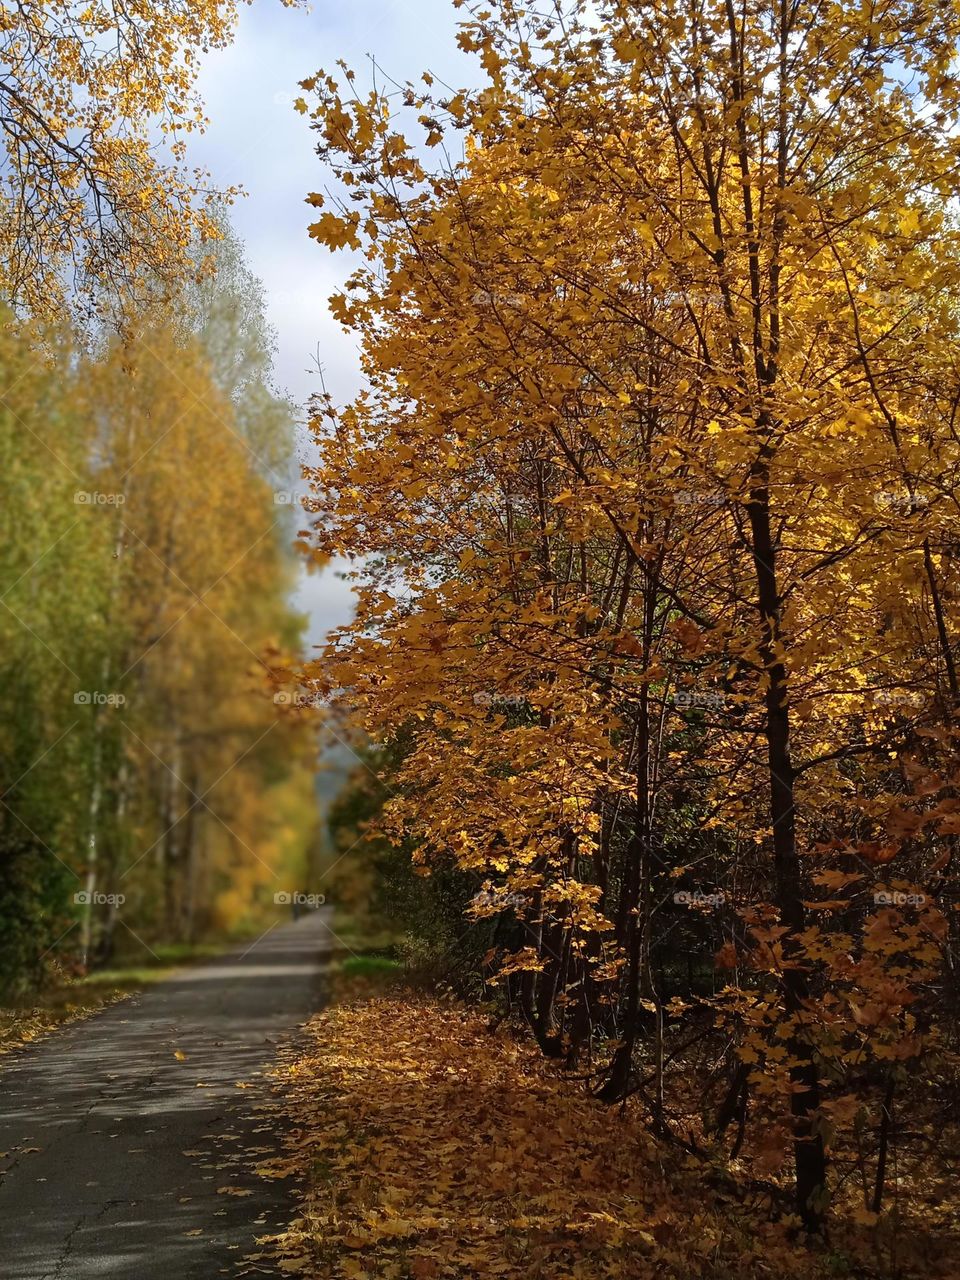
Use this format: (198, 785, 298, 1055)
(747, 450, 827, 1229)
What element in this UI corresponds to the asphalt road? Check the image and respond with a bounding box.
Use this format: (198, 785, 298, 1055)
(0, 911, 333, 1278)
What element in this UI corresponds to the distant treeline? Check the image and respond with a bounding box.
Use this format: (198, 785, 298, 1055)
(0, 231, 318, 992)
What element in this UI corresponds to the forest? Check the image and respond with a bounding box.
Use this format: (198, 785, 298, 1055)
(0, 239, 320, 986)
(0, 0, 327, 1002)
(1, 0, 959, 1274)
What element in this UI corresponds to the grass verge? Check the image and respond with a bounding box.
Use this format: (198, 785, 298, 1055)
(0, 938, 239, 1055)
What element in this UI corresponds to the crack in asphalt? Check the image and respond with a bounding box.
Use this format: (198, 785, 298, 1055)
(48, 1199, 131, 1280)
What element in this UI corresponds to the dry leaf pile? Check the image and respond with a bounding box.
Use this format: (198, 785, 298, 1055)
(260, 995, 958, 1279)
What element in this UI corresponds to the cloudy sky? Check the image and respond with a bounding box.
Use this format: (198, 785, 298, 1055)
(190, 0, 477, 649)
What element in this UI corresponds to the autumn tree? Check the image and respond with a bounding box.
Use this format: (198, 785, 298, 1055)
(0, 231, 317, 985)
(73, 276, 315, 953)
(0, 316, 115, 987)
(300, 0, 960, 1231)
(0, 0, 297, 321)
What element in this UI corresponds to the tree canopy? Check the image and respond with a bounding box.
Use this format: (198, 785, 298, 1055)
(301, 0, 960, 1229)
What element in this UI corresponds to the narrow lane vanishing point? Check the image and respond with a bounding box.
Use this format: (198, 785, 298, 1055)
(0, 912, 333, 1278)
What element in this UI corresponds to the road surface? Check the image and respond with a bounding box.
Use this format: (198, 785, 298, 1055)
(0, 912, 333, 1278)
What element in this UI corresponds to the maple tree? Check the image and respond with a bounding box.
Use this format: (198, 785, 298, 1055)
(301, 0, 960, 1232)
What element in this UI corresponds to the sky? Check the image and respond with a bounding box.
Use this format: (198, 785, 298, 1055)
(191, 0, 477, 650)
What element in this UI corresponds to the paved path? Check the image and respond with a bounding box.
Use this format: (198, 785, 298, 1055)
(0, 912, 333, 1278)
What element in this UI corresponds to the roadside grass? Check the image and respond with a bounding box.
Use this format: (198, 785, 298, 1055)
(328, 910, 401, 957)
(321, 910, 405, 1004)
(86, 939, 235, 987)
(340, 954, 402, 979)
(0, 910, 394, 1056)
(0, 938, 241, 1055)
